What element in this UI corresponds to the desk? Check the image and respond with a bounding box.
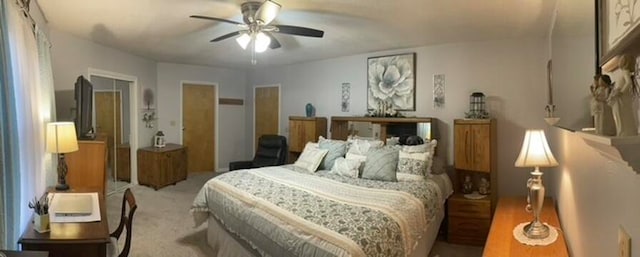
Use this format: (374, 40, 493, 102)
(18, 188, 109, 257)
(0, 250, 48, 257)
(483, 197, 569, 257)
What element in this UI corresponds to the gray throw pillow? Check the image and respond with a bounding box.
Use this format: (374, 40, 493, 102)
(362, 148, 399, 182)
(318, 137, 348, 170)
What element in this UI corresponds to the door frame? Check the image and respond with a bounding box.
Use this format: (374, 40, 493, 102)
(92, 89, 124, 144)
(252, 84, 281, 150)
(88, 68, 139, 187)
(179, 81, 219, 171)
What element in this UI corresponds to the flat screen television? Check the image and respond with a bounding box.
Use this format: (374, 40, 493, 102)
(74, 75, 94, 140)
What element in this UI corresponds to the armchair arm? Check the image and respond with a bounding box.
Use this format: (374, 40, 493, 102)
(229, 160, 254, 171)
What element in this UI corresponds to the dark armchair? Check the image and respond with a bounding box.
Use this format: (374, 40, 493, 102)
(229, 135, 288, 171)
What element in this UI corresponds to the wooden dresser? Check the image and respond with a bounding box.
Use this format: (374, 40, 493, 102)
(137, 144, 187, 190)
(65, 139, 107, 195)
(483, 197, 568, 257)
(449, 119, 497, 245)
(288, 116, 327, 162)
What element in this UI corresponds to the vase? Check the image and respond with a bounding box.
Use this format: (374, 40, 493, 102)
(305, 103, 315, 117)
(34, 213, 49, 233)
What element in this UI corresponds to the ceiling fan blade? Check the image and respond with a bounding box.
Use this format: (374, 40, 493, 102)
(274, 25, 324, 38)
(265, 32, 281, 49)
(254, 0, 281, 25)
(210, 31, 241, 42)
(190, 15, 242, 25)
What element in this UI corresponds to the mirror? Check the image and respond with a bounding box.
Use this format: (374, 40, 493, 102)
(90, 75, 132, 193)
(550, 0, 596, 131)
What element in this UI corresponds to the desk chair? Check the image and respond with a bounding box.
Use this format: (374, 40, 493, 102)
(107, 188, 137, 257)
(229, 135, 288, 171)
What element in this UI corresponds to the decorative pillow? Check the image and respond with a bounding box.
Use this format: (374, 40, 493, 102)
(318, 136, 348, 170)
(397, 151, 429, 181)
(346, 138, 384, 155)
(362, 148, 399, 182)
(386, 137, 400, 146)
(294, 142, 328, 173)
(396, 139, 438, 181)
(329, 157, 362, 178)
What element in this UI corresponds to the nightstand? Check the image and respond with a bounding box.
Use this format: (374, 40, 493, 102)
(483, 197, 569, 257)
(447, 193, 491, 245)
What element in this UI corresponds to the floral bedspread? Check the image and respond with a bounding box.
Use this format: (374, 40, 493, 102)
(191, 165, 443, 257)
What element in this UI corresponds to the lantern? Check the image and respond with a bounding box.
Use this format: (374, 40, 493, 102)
(154, 131, 166, 148)
(465, 92, 489, 119)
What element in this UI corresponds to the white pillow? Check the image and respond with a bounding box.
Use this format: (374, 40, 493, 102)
(396, 139, 438, 181)
(330, 157, 362, 178)
(294, 142, 328, 173)
(347, 138, 384, 155)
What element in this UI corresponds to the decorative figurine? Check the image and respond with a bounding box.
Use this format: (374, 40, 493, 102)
(462, 175, 473, 194)
(478, 177, 490, 195)
(607, 55, 639, 136)
(590, 74, 616, 136)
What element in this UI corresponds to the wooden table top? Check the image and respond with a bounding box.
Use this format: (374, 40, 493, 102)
(18, 188, 109, 244)
(483, 197, 569, 257)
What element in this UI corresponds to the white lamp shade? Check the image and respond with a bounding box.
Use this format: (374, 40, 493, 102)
(254, 32, 271, 53)
(46, 122, 79, 154)
(515, 129, 558, 168)
(236, 33, 251, 50)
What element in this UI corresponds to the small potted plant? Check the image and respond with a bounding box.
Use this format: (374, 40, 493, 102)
(29, 197, 49, 233)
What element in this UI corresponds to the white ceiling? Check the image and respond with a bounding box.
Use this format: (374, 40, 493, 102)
(37, 0, 558, 69)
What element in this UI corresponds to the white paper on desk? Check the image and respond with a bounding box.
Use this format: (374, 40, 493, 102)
(49, 192, 101, 223)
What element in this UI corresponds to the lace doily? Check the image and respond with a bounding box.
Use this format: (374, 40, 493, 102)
(512, 222, 558, 246)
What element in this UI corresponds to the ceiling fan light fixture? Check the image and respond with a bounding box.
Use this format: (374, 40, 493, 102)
(236, 33, 251, 50)
(254, 32, 271, 53)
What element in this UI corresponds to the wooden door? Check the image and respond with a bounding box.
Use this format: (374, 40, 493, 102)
(254, 86, 280, 150)
(454, 123, 472, 171)
(94, 91, 122, 171)
(471, 124, 491, 172)
(183, 83, 216, 173)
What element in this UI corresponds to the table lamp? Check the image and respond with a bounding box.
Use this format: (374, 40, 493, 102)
(46, 122, 79, 191)
(514, 129, 558, 239)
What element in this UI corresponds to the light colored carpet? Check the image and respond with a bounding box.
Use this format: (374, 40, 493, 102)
(105, 171, 483, 257)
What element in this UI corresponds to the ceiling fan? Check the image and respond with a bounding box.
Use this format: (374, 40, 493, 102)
(190, 0, 324, 57)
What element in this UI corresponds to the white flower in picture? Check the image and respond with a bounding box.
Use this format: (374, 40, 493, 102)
(367, 53, 416, 111)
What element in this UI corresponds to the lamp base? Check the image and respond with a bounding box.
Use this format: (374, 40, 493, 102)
(523, 220, 550, 239)
(55, 183, 69, 191)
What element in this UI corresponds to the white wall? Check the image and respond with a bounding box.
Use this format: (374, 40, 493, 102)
(548, 128, 640, 257)
(156, 62, 247, 172)
(248, 38, 550, 197)
(545, 29, 640, 257)
(49, 29, 157, 148)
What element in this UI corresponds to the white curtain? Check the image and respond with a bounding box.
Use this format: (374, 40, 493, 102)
(3, 0, 54, 246)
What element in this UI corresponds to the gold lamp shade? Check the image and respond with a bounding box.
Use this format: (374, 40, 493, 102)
(46, 122, 79, 154)
(515, 129, 558, 168)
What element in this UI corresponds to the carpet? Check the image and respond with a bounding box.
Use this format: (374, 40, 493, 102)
(105, 171, 483, 257)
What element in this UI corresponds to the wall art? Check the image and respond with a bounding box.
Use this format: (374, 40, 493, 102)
(341, 82, 350, 112)
(367, 53, 416, 111)
(433, 74, 445, 108)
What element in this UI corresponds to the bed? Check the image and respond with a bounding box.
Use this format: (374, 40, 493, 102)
(191, 163, 453, 257)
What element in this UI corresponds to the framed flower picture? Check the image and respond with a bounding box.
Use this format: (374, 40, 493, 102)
(367, 53, 416, 111)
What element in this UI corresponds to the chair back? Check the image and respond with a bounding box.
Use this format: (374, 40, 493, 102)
(111, 188, 137, 257)
(252, 135, 288, 167)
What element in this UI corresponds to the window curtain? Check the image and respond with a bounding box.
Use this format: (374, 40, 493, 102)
(0, 0, 55, 248)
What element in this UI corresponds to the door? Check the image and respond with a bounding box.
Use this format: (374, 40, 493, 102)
(183, 83, 216, 173)
(471, 124, 491, 172)
(254, 86, 280, 150)
(94, 91, 122, 171)
(454, 123, 472, 171)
